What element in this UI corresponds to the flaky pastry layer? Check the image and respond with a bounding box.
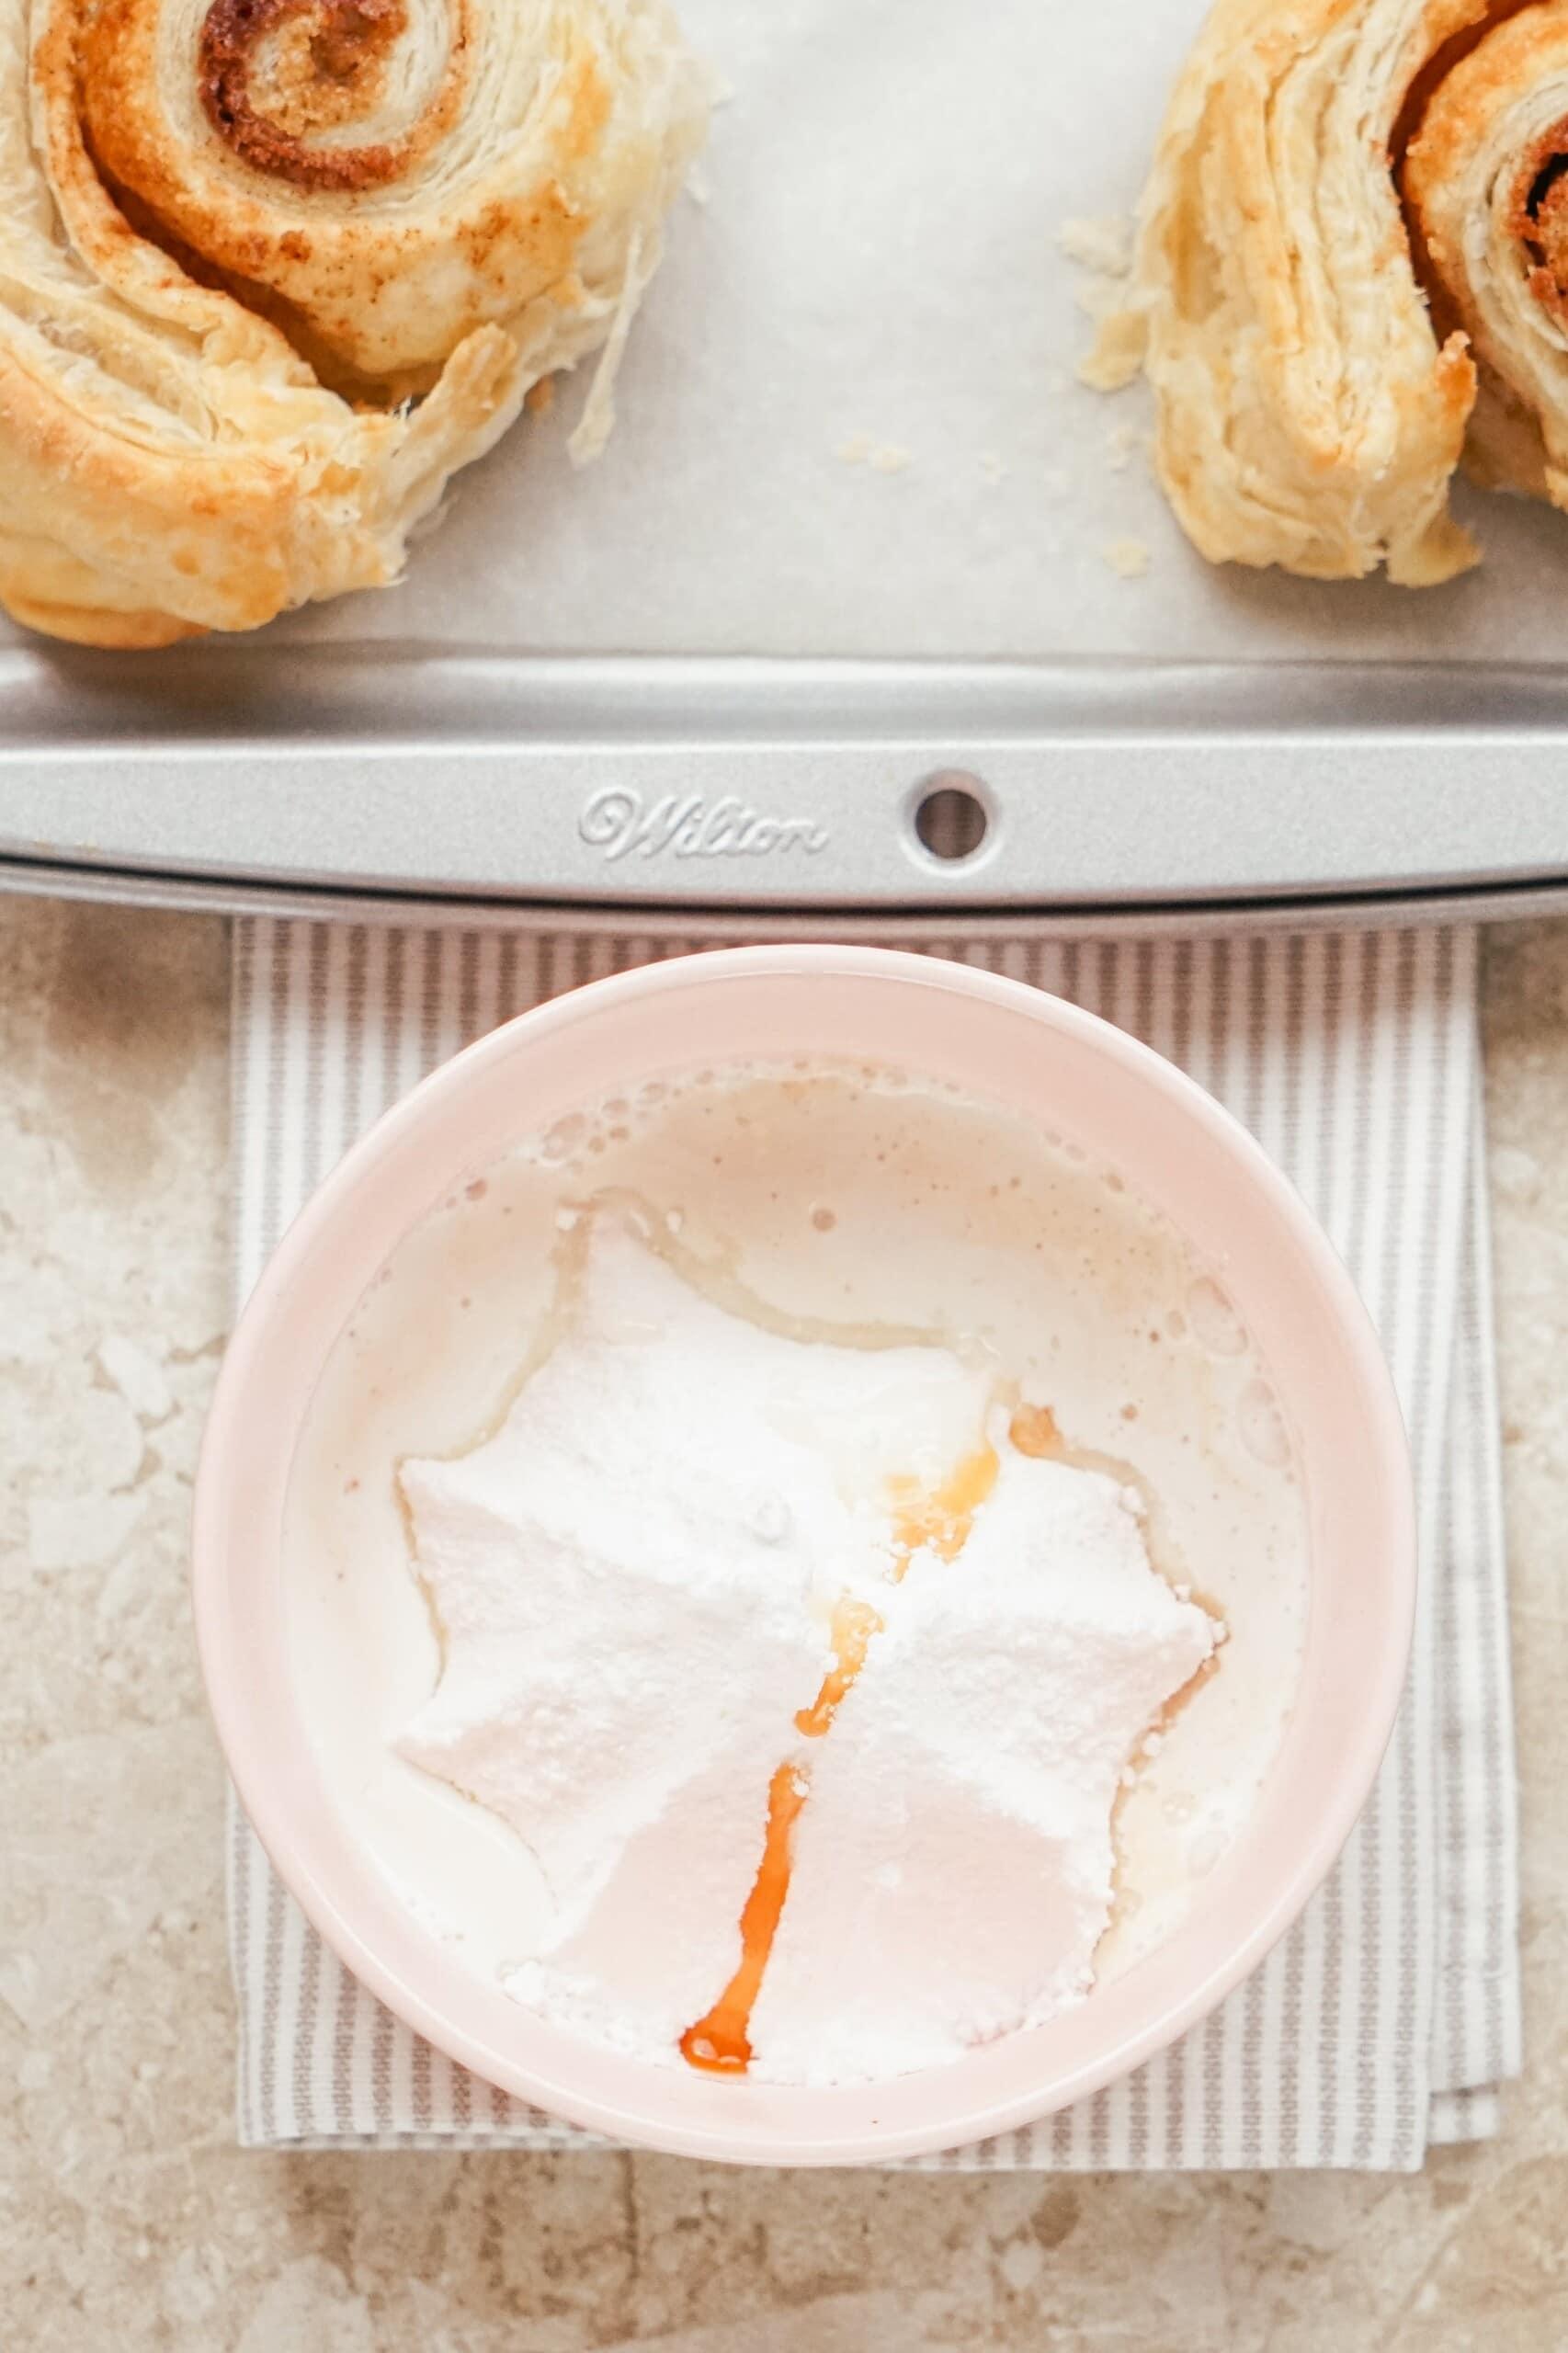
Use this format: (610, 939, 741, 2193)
(3, 0, 708, 645)
(1133, 0, 1568, 585)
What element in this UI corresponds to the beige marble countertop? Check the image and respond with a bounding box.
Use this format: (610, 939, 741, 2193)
(3, 895, 1565, 2353)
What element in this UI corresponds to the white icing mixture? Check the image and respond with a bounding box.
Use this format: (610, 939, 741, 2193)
(285, 1060, 1309, 2086)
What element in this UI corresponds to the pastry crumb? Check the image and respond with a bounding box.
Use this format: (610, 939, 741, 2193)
(1103, 537, 1151, 579)
(1061, 211, 1146, 393)
(836, 434, 912, 473)
(526, 375, 556, 415)
(1058, 214, 1133, 277)
(1078, 306, 1147, 393)
(1106, 422, 1145, 473)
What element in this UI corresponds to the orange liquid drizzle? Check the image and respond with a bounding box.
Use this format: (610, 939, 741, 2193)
(1006, 1402, 1062, 1461)
(677, 1760, 808, 2073)
(888, 1442, 1000, 1566)
(680, 1441, 998, 2075)
(794, 1597, 883, 1739)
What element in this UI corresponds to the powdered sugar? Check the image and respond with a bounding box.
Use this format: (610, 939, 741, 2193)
(750, 1459, 1213, 2082)
(396, 1218, 1214, 2084)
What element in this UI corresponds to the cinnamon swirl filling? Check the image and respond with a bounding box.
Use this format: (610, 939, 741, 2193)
(198, 0, 419, 190)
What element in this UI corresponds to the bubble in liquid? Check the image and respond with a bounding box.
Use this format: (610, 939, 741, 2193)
(538, 1112, 588, 1165)
(1238, 1377, 1292, 1469)
(1187, 1276, 1249, 1358)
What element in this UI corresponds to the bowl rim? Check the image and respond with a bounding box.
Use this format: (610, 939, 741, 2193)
(193, 942, 1416, 2165)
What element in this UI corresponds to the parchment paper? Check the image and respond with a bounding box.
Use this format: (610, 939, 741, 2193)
(42, 0, 1568, 663)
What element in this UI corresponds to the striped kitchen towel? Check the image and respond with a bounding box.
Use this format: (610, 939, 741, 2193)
(227, 922, 1520, 2168)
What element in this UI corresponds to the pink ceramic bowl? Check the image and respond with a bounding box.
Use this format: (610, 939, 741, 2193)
(194, 944, 1415, 2165)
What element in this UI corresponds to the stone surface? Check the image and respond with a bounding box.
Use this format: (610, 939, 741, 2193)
(1, 895, 1564, 2351)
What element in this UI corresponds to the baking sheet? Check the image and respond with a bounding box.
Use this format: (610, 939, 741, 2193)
(48, 0, 1568, 669)
(5, 0, 1568, 921)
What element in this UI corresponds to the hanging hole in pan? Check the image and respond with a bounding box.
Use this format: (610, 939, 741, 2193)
(912, 771, 991, 863)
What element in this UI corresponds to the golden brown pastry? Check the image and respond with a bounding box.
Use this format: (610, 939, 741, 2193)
(1129, 0, 1568, 585)
(4, 1, 710, 647)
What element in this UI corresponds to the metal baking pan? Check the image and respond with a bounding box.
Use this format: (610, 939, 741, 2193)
(6, 0, 1568, 932)
(1, 645, 1566, 930)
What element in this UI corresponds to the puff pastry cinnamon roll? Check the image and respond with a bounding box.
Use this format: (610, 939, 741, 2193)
(5, 1, 709, 646)
(1132, 0, 1568, 585)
